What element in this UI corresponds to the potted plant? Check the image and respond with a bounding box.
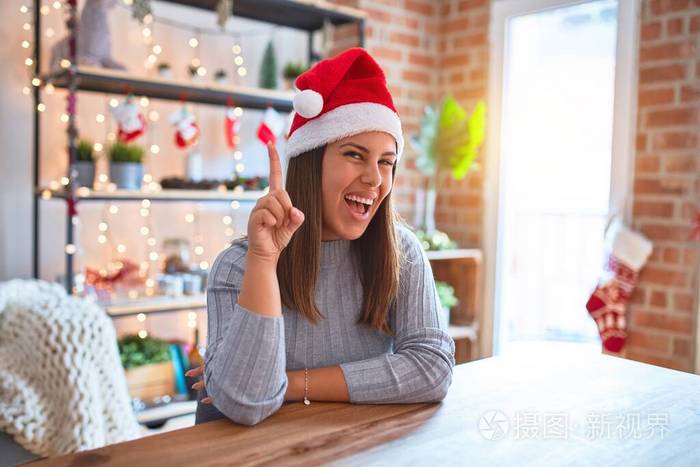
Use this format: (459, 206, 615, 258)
(74, 139, 95, 188)
(415, 229, 457, 251)
(282, 61, 306, 90)
(435, 280, 459, 326)
(118, 334, 175, 400)
(214, 69, 228, 84)
(108, 141, 144, 190)
(411, 97, 486, 235)
(157, 62, 172, 79)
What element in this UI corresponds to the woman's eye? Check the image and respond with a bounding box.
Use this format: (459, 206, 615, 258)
(381, 160, 396, 166)
(344, 152, 362, 159)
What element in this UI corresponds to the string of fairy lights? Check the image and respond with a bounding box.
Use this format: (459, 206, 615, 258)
(22, 0, 270, 340)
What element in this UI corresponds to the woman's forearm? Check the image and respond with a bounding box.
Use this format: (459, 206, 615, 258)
(238, 253, 281, 317)
(285, 367, 350, 402)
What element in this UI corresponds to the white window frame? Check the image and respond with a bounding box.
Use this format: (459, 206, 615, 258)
(482, 0, 641, 357)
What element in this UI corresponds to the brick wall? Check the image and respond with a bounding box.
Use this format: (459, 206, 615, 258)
(339, 0, 698, 372)
(626, 0, 699, 372)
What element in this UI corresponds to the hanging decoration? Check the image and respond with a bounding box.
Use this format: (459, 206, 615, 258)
(224, 107, 241, 149)
(256, 106, 284, 146)
(169, 106, 200, 149)
(216, 0, 233, 30)
(111, 96, 147, 143)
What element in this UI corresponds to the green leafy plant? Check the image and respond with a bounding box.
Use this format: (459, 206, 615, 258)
(108, 141, 144, 164)
(283, 61, 307, 80)
(415, 229, 457, 251)
(76, 139, 95, 163)
(411, 97, 486, 181)
(118, 334, 172, 369)
(435, 281, 459, 310)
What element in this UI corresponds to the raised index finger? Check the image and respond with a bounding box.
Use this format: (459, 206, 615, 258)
(267, 142, 283, 191)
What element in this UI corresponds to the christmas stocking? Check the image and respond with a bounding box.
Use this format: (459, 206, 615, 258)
(169, 106, 200, 149)
(112, 97, 146, 143)
(256, 106, 284, 145)
(224, 107, 241, 149)
(586, 218, 653, 353)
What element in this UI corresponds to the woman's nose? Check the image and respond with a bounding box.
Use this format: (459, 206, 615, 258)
(361, 162, 382, 187)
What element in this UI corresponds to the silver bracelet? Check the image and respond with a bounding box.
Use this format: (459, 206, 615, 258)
(303, 367, 311, 405)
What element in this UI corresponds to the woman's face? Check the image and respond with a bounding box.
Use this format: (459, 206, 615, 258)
(321, 131, 398, 240)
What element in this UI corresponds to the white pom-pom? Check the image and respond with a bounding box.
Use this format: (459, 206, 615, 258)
(293, 89, 323, 119)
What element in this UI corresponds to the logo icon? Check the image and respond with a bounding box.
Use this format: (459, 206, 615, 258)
(478, 410, 510, 441)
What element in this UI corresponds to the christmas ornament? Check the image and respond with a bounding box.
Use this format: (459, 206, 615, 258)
(586, 218, 653, 353)
(259, 40, 278, 90)
(111, 97, 146, 143)
(225, 107, 241, 149)
(169, 106, 200, 149)
(256, 106, 284, 146)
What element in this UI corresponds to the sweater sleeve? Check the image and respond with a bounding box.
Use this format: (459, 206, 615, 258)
(202, 240, 287, 426)
(339, 225, 456, 403)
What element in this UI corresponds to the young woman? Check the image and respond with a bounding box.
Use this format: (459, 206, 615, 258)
(189, 48, 455, 426)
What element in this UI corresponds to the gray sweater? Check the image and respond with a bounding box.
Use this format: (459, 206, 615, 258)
(195, 224, 455, 426)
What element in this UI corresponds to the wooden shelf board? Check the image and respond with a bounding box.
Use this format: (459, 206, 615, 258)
(425, 249, 482, 261)
(163, 0, 366, 31)
(42, 66, 295, 110)
(38, 187, 266, 203)
(104, 294, 207, 317)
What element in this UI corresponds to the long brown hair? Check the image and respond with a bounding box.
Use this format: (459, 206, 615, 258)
(277, 145, 402, 335)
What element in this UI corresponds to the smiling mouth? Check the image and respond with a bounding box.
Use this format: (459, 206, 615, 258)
(344, 196, 371, 217)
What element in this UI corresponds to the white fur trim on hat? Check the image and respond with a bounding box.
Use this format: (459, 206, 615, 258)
(286, 102, 404, 161)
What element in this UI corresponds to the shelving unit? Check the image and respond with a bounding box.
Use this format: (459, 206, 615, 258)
(32, 0, 365, 295)
(427, 249, 482, 364)
(31, 0, 365, 425)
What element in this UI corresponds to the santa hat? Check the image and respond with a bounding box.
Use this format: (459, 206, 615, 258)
(286, 47, 404, 161)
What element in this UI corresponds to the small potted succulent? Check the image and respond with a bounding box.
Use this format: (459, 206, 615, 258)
(108, 141, 144, 190)
(282, 61, 306, 90)
(157, 62, 172, 79)
(435, 280, 459, 326)
(74, 139, 95, 188)
(214, 69, 228, 85)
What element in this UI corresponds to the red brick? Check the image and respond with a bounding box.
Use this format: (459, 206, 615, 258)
(442, 53, 470, 68)
(639, 64, 687, 83)
(453, 32, 487, 48)
(633, 200, 674, 217)
(679, 84, 700, 102)
(627, 330, 670, 352)
(634, 178, 686, 195)
(634, 155, 660, 172)
(402, 70, 431, 85)
(651, 131, 698, 150)
(639, 267, 689, 287)
(638, 87, 675, 106)
(390, 32, 420, 47)
(646, 107, 698, 127)
(666, 17, 685, 35)
(444, 17, 470, 34)
(691, 15, 700, 32)
(408, 52, 435, 67)
(672, 338, 691, 356)
(449, 72, 465, 84)
(663, 154, 698, 172)
(363, 7, 392, 23)
(634, 310, 693, 333)
(649, 0, 690, 15)
(405, 0, 434, 16)
(458, 0, 488, 11)
(372, 46, 403, 62)
(672, 292, 695, 312)
(662, 248, 681, 264)
(641, 22, 662, 40)
(640, 224, 694, 242)
(639, 41, 695, 63)
(636, 133, 648, 150)
(650, 290, 669, 306)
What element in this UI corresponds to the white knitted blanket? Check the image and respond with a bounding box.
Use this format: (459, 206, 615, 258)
(0, 279, 142, 457)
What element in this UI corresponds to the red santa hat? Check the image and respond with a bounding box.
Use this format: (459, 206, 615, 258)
(286, 47, 404, 161)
